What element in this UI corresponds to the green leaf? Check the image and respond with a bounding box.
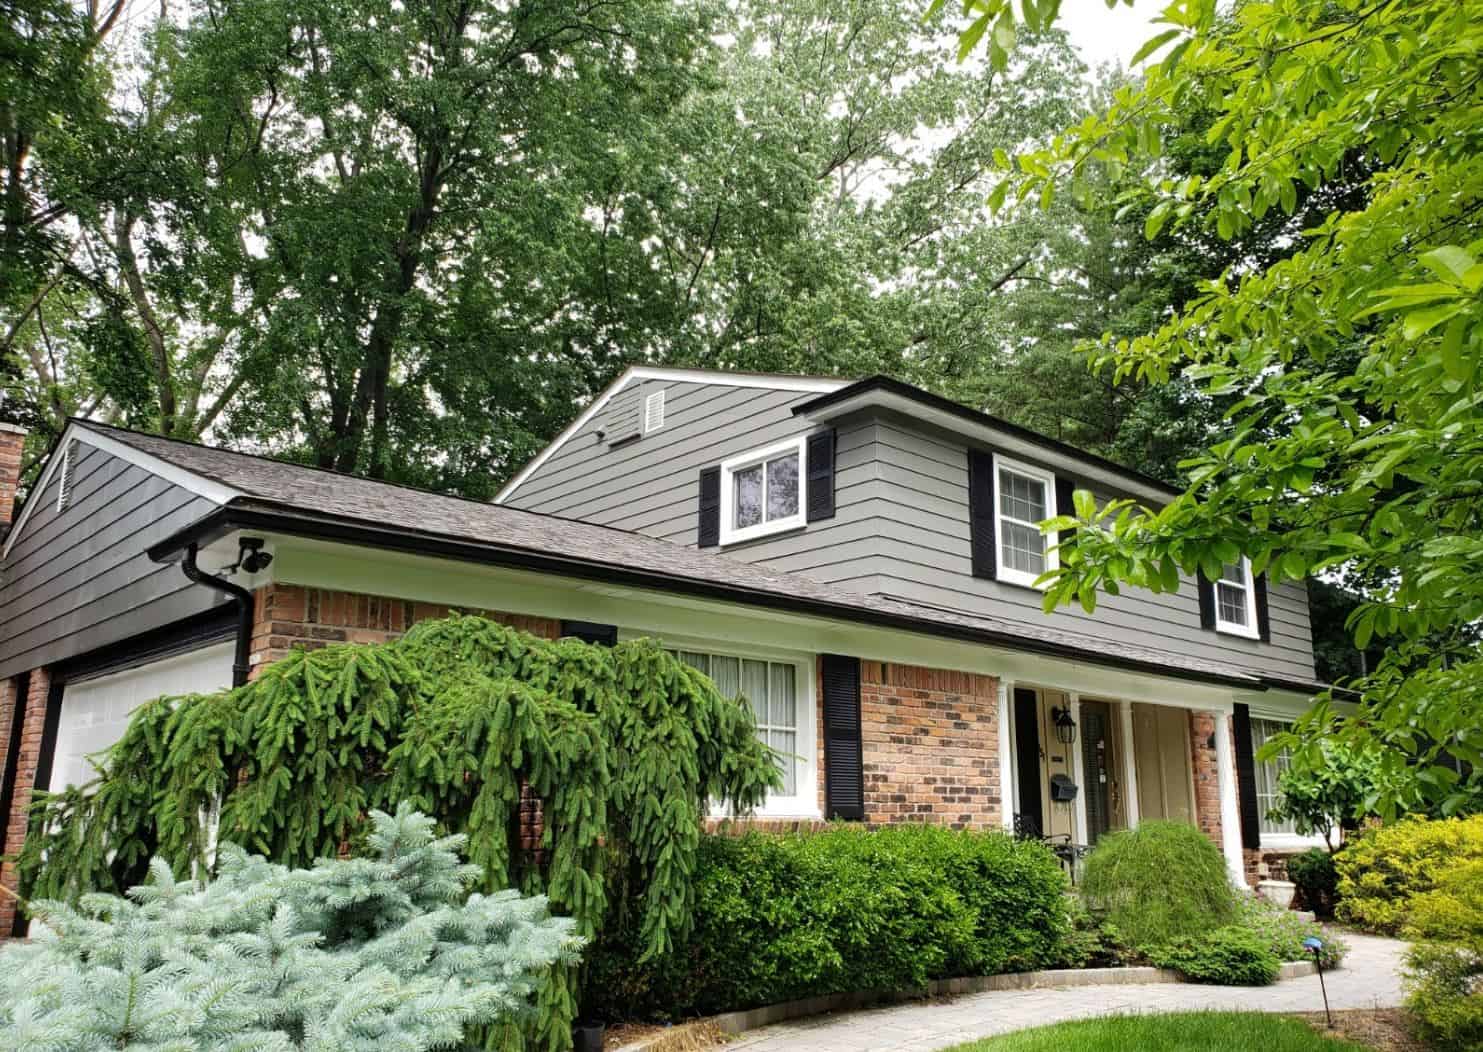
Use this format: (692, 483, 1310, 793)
(1418, 246, 1476, 287)
(1129, 28, 1181, 67)
(1144, 200, 1172, 240)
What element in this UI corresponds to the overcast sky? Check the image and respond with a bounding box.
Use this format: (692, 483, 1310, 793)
(1058, 0, 1173, 73)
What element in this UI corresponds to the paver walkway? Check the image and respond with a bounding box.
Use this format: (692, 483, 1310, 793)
(726, 932, 1406, 1052)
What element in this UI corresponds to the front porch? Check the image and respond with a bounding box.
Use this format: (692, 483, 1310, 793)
(1003, 683, 1245, 884)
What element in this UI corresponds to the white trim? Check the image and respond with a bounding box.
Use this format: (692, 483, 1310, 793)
(1119, 699, 1140, 827)
(1213, 709, 1247, 885)
(643, 388, 666, 434)
(1214, 557, 1261, 639)
(1, 422, 240, 559)
(493, 366, 846, 504)
(1069, 692, 1088, 845)
(718, 435, 807, 546)
(619, 628, 821, 820)
(997, 678, 1014, 831)
(55, 439, 77, 512)
(991, 453, 1059, 590)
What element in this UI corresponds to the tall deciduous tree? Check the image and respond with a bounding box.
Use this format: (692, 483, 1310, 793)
(951, 0, 1483, 816)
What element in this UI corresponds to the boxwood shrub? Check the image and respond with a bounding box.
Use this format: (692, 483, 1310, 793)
(585, 824, 1071, 1021)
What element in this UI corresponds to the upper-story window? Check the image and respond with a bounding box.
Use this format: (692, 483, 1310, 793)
(720, 436, 805, 545)
(1215, 558, 1260, 638)
(993, 455, 1058, 589)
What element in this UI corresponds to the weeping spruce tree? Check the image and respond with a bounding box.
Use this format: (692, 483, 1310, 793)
(16, 615, 779, 1051)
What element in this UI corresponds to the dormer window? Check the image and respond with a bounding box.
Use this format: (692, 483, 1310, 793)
(719, 436, 806, 545)
(993, 455, 1058, 589)
(1215, 558, 1260, 638)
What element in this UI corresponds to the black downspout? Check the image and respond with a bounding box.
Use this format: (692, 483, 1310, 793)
(181, 543, 253, 687)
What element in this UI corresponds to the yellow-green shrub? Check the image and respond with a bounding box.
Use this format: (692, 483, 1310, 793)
(1404, 859, 1483, 1052)
(1335, 815, 1483, 934)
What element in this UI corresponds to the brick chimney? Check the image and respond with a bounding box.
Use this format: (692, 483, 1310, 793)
(0, 422, 26, 530)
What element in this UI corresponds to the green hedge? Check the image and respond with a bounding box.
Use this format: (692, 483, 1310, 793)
(586, 824, 1072, 1021)
(1336, 815, 1483, 934)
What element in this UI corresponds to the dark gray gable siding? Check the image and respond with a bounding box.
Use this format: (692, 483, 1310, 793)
(504, 380, 885, 592)
(0, 442, 228, 680)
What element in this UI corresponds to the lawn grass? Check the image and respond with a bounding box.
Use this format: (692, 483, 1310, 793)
(942, 1012, 1375, 1051)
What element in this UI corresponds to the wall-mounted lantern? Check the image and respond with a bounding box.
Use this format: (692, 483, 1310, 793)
(1051, 705, 1077, 745)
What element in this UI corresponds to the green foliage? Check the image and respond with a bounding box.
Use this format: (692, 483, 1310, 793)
(1268, 740, 1390, 851)
(1404, 860, 1483, 1052)
(944, 1011, 1374, 1052)
(949, 0, 1483, 819)
(1233, 895, 1346, 971)
(1079, 820, 1236, 948)
(1147, 925, 1280, 986)
(1335, 816, 1483, 935)
(16, 615, 778, 1050)
(585, 825, 1071, 1021)
(0, 803, 581, 1051)
(1285, 848, 1340, 920)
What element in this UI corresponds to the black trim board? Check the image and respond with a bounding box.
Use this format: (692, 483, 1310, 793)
(0, 671, 31, 856)
(50, 606, 237, 685)
(149, 501, 1272, 689)
(794, 375, 1180, 499)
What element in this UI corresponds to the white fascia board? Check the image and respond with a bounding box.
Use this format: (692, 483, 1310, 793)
(493, 366, 848, 504)
(2, 422, 241, 560)
(264, 534, 1255, 711)
(800, 387, 1175, 507)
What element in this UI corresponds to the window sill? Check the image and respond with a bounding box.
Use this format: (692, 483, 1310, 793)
(996, 571, 1050, 592)
(720, 519, 806, 548)
(1216, 622, 1261, 641)
(1259, 832, 1338, 852)
(711, 803, 823, 822)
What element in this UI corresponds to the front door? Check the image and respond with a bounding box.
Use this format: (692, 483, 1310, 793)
(1080, 700, 1114, 843)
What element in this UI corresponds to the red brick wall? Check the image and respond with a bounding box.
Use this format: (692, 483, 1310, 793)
(859, 661, 1000, 830)
(0, 669, 50, 934)
(248, 584, 561, 674)
(1189, 711, 1224, 849)
(0, 424, 25, 528)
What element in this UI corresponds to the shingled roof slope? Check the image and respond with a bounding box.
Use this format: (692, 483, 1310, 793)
(82, 421, 1275, 687)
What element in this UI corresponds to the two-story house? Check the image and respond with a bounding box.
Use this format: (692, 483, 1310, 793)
(0, 368, 1326, 932)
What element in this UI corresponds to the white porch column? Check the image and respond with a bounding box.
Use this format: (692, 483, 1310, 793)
(1069, 692, 1088, 845)
(1212, 709, 1246, 885)
(997, 679, 1014, 831)
(1119, 700, 1140, 827)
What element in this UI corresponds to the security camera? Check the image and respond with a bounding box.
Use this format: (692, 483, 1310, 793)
(238, 537, 274, 573)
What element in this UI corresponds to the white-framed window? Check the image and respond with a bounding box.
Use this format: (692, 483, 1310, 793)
(1248, 714, 1337, 847)
(1215, 558, 1260, 638)
(667, 643, 818, 818)
(993, 455, 1059, 589)
(719, 435, 806, 545)
(644, 389, 666, 433)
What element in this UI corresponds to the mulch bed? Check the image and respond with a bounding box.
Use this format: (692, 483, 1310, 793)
(606, 1020, 723, 1052)
(1291, 1009, 1428, 1052)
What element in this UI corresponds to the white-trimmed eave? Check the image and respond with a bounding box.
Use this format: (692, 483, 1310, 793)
(1, 421, 242, 560)
(493, 366, 849, 505)
(798, 387, 1176, 507)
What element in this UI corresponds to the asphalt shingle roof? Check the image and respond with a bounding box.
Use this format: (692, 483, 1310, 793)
(85, 422, 1275, 687)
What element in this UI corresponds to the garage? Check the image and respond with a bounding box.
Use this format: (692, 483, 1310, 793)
(48, 642, 235, 793)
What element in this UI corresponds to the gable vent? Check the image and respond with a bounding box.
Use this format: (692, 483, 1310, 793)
(644, 389, 666, 433)
(56, 439, 79, 512)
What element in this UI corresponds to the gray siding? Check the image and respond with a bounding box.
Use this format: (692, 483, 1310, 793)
(0, 442, 228, 680)
(505, 380, 1317, 682)
(507, 380, 886, 589)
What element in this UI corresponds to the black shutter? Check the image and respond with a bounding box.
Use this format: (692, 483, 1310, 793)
(968, 450, 997, 579)
(1013, 688, 1043, 837)
(1254, 573, 1272, 642)
(560, 621, 617, 647)
(821, 654, 864, 821)
(806, 429, 836, 522)
(1055, 475, 1076, 545)
(697, 466, 721, 548)
(1232, 703, 1262, 849)
(1197, 575, 1216, 630)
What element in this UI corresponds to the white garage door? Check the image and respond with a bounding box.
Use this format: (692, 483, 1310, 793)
(49, 642, 235, 793)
